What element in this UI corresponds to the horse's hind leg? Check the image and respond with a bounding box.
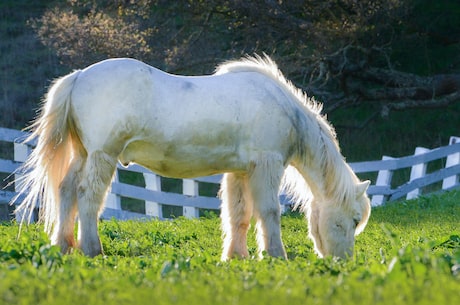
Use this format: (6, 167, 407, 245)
(77, 150, 117, 257)
(220, 173, 253, 260)
(247, 154, 287, 259)
(50, 157, 84, 253)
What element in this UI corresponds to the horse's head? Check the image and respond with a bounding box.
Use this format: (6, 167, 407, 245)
(307, 180, 371, 259)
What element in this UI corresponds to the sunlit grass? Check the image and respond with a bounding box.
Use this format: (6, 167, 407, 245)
(0, 191, 458, 305)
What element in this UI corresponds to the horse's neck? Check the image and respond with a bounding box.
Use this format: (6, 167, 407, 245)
(294, 160, 328, 201)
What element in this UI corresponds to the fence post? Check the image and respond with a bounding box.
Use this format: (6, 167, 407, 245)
(371, 156, 394, 207)
(442, 136, 460, 190)
(105, 170, 121, 210)
(183, 179, 199, 218)
(13, 142, 33, 222)
(144, 172, 162, 218)
(406, 147, 429, 200)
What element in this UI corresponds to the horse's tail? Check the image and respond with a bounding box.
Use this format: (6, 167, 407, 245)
(14, 70, 83, 234)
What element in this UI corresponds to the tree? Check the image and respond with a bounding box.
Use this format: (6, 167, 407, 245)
(31, 0, 460, 126)
(30, 1, 152, 67)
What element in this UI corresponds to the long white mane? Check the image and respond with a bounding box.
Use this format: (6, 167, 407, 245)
(216, 54, 324, 115)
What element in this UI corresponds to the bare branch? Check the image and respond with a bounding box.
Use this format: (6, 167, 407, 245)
(384, 91, 460, 112)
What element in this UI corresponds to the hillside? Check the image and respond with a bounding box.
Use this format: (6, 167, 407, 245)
(1, 0, 459, 161)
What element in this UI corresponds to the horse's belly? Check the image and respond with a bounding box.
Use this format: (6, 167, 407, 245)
(119, 140, 246, 178)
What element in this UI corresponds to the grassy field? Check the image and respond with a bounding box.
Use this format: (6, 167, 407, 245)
(0, 191, 459, 305)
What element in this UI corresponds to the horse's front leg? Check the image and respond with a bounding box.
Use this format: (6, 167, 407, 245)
(247, 154, 287, 259)
(77, 151, 117, 257)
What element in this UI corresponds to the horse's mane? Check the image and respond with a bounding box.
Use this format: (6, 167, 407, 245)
(216, 55, 359, 210)
(215, 54, 323, 115)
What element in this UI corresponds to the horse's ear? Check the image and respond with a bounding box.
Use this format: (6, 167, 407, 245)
(356, 180, 370, 198)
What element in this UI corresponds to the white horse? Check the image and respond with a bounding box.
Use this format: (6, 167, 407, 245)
(14, 55, 370, 259)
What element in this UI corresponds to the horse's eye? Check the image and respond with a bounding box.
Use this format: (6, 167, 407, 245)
(353, 218, 360, 228)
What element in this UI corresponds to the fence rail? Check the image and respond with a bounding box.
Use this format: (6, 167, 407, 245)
(0, 127, 459, 221)
(350, 136, 460, 205)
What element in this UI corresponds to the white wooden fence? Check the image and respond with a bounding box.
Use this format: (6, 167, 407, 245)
(0, 127, 459, 221)
(351, 136, 460, 206)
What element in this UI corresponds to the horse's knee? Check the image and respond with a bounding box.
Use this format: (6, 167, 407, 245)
(257, 205, 281, 220)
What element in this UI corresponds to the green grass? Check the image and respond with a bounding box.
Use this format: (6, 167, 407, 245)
(0, 191, 459, 305)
